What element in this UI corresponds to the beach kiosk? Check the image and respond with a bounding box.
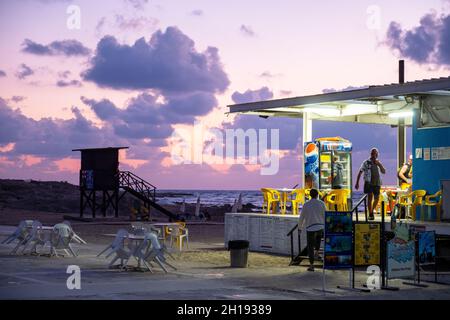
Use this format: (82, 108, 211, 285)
(225, 61, 450, 256)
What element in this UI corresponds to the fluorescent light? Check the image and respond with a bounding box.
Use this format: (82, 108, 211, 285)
(388, 111, 413, 118)
(341, 104, 378, 116)
(302, 107, 341, 117)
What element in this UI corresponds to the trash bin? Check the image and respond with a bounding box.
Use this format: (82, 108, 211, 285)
(228, 240, 249, 268)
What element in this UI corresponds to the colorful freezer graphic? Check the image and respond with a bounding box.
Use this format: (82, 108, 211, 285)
(324, 211, 353, 269)
(304, 142, 320, 189)
(418, 231, 436, 265)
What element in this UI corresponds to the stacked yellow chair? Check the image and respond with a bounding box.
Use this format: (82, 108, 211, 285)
(261, 188, 281, 214)
(289, 189, 306, 215)
(305, 189, 325, 201)
(424, 190, 442, 222)
(324, 189, 350, 211)
(398, 190, 426, 220)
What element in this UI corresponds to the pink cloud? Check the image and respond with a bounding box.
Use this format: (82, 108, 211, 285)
(19, 155, 43, 166)
(53, 157, 79, 173)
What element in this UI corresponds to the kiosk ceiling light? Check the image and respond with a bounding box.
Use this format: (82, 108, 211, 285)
(302, 107, 341, 117)
(388, 111, 413, 118)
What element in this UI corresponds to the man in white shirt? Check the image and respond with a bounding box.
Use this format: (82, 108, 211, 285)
(298, 189, 326, 271)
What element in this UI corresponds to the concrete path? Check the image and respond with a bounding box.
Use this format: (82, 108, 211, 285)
(1, 230, 449, 299)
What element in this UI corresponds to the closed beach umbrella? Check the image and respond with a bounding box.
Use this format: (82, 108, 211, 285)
(180, 198, 186, 214)
(194, 195, 201, 217)
(236, 193, 243, 211)
(231, 199, 237, 213)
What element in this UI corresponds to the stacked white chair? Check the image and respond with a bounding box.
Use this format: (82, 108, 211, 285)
(98, 229, 135, 269)
(63, 220, 87, 244)
(48, 223, 77, 257)
(141, 232, 177, 273)
(21, 220, 47, 255)
(2, 220, 34, 254)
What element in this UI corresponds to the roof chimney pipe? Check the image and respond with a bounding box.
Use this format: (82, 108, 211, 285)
(399, 60, 405, 84)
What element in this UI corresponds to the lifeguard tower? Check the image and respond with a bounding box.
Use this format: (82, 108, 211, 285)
(72, 147, 178, 220)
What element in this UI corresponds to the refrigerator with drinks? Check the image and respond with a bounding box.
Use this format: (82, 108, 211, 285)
(304, 137, 353, 201)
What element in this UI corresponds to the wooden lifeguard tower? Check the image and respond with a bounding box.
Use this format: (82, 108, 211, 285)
(72, 147, 178, 220)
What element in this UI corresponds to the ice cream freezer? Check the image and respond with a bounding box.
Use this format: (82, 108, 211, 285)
(224, 213, 306, 256)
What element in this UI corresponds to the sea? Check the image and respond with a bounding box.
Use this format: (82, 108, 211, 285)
(156, 189, 366, 210)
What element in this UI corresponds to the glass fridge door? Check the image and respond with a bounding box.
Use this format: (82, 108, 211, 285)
(334, 151, 351, 191)
(319, 151, 332, 191)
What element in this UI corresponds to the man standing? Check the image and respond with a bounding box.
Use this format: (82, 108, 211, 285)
(298, 189, 326, 271)
(355, 148, 386, 220)
(329, 155, 344, 189)
(398, 154, 413, 190)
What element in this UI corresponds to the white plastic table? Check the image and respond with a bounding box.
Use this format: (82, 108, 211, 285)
(275, 188, 295, 214)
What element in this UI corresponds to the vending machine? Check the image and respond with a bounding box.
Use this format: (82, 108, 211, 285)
(304, 137, 353, 201)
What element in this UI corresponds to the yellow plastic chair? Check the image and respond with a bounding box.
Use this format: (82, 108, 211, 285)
(398, 190, 426, 221)
(289, 189, 306, 215)
(305, 189, 325, 201)
(324, 189, 350, 211)
(375, 191, 391, 215)
(261, 188, 281, 214)
(424, 191, 442, 222)
(164, 221, 186, 241)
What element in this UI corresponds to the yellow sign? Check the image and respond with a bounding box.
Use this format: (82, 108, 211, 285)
(354, 223, 381, 266)
(320, 154, 331, 162)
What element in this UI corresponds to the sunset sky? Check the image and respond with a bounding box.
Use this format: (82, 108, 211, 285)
(1, 0, 450, 189)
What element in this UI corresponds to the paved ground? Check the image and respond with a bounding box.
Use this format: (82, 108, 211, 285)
(1, 225, 449, 300)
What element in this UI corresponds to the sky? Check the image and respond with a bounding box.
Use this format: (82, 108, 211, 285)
(0, 0, 450, 190)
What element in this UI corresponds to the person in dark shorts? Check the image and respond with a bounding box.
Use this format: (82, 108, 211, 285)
(355, 148, 386, 220)
(398, 154, 413, 191)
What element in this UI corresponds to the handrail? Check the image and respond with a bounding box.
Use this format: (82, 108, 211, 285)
(350, 194, 368, 213)
(350, 194, 368, 222)
(118, 171, 157, 202)
(119, 171, 157, 189)
(287, 224, 298, 237)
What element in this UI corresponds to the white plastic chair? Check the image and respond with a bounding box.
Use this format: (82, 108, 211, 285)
(132, 232, 156, 273)
(169, 226, 189, 251)
(2, 220, 33, 244)
(48, 223, 77, 257)
(97, 229, 129, 257)
(140, 232, 177, 273)
(5, 220, 34, 254)
(21, 220, 47, 254)
(98, 229, 134, 269)
(63, 220, 87, 244)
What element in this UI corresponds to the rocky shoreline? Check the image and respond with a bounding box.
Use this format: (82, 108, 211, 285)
(0, 179, 260, 223)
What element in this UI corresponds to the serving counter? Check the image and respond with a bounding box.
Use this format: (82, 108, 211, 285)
(224, 212, 306, 256)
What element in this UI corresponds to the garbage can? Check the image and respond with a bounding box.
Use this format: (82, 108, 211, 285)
(228, 240, 249, 268)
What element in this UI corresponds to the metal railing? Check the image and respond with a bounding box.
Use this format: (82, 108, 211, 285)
(350, 194, 368, 222)
(286, 194, 369, 264)
(118, 171, 156, 202)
